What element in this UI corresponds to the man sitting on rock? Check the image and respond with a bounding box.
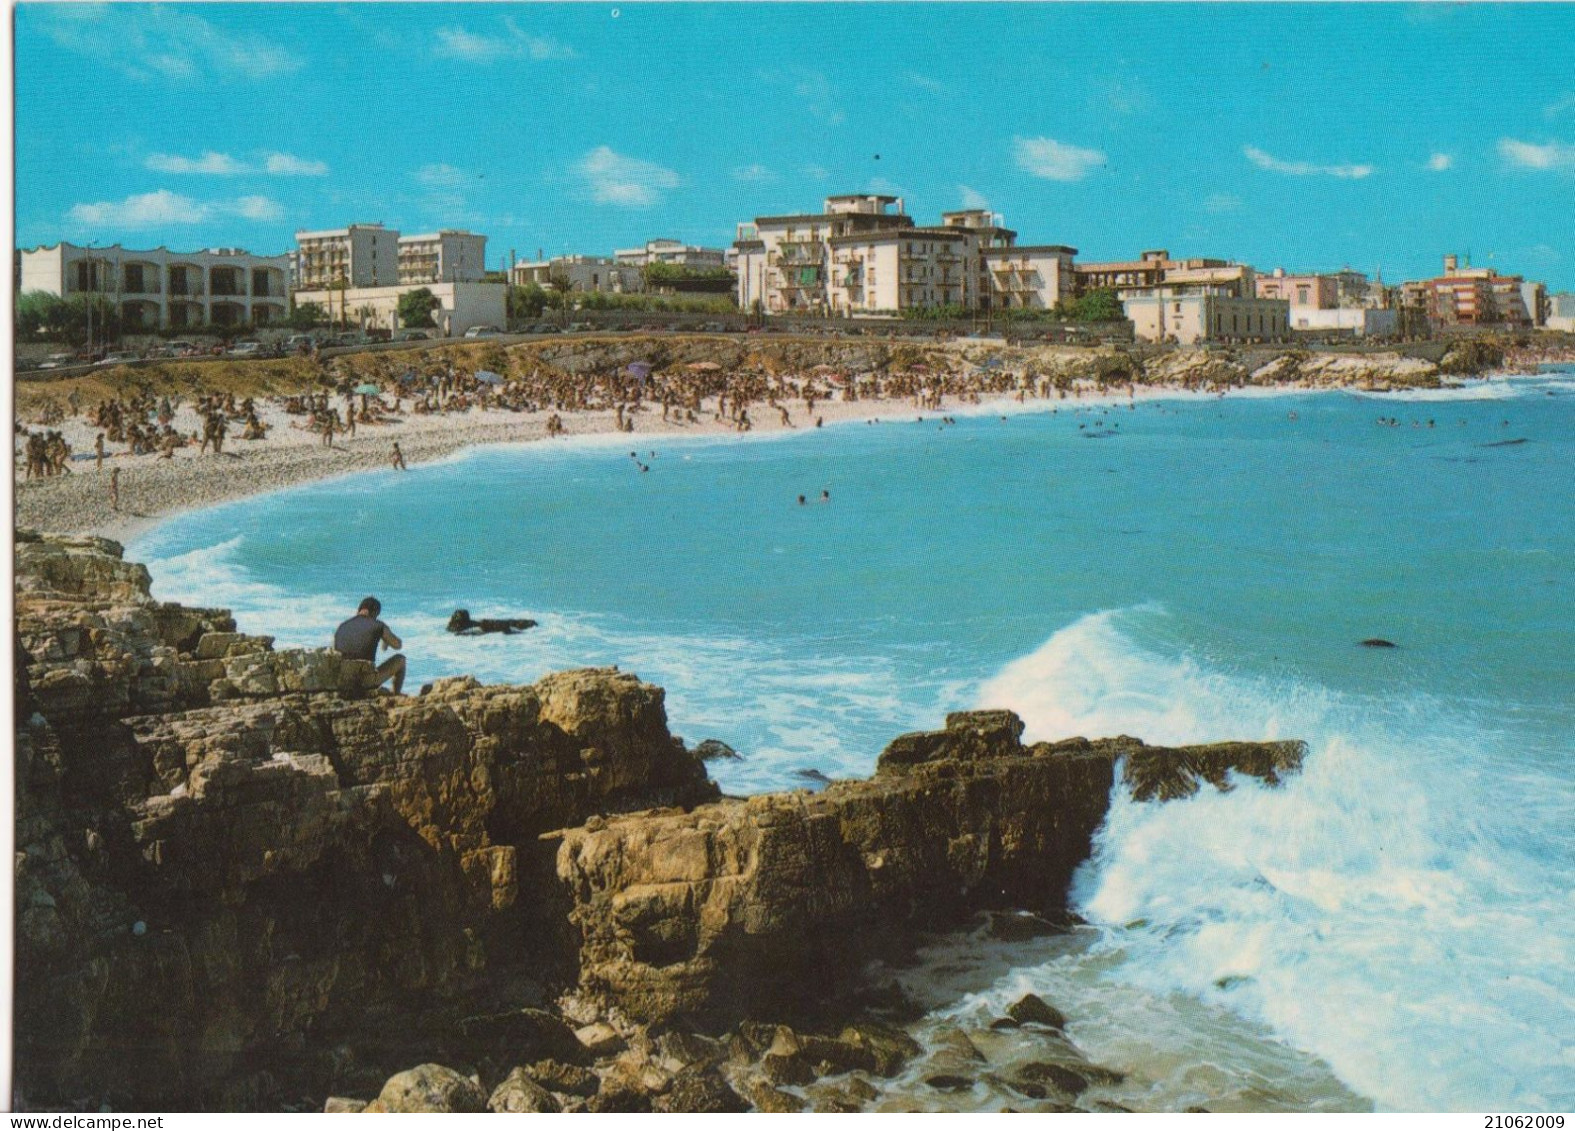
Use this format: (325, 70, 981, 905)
(334, 596, 406, 694)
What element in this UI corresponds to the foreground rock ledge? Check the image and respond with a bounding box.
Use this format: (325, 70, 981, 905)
(13, 531, 1304, 1110)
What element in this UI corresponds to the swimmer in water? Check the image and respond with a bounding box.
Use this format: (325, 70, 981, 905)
(797, 494, 806, 505)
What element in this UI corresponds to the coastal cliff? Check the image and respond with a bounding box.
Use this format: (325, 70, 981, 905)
(14, 533, 1306, 1112)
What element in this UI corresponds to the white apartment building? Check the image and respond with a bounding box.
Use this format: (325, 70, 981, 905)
(397, 230, 487, 285)
(292, 281, 506, 337)
(1122, 285, 1289, 345)
(981, 245, 1078, 311)
(735, 194, 916, 315)
(295, 224, 400, 290)
(614, 239, 727, 270)
(828, 228, 974, 314)
(511, 256, 645, 295)
(17, 241, 291, 329)
(1546, 292, 1575, 333)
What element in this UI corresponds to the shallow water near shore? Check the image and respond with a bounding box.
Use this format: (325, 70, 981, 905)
(132, 372, 1575, 1111)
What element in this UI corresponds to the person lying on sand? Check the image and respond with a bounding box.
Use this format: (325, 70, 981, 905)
(446, 609, 537, 635)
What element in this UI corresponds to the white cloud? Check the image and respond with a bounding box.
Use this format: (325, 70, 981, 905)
(1426, 152, 1455, 172)
(1243, 145, 1373, 179)
(802, 164, 831, 181)
(414, 163, 472, 189)
(1498, 137, 1575, 172)
(1014, 137, 1107, 182)
(732, 164, 775, 183)
(574, 146, 680, 208)
(146, 151, 248, 175)
(231, 195, 284, 221)
(66, 190, 285, 228)
(1543, 93, 1575, 120)
(143, 150, 328, 177)
(69, 190, 210, 227)
(959, 185, 990, 210)
(37, 5, 301, 82)
(434, 19, 575, 62)
(1203, 192, 1242, 213)
(265, 152, 329, 176)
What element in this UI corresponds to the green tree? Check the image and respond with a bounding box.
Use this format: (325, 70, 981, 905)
(287, 302, 326, 330)
(1055, 287, 1123, 323)
(16, 291, 68, 340)
(396, 288, 439, 328)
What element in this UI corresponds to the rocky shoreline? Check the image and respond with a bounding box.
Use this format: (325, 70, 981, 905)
(14, 531, 1317, 1112)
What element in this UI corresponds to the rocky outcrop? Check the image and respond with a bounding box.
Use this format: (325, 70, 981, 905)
(13, 532, 1305, 1111)
(14, 533, 715, 1109)
(554, 712, 1306, 1027)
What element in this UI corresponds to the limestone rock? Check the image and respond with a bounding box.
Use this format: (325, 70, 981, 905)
(488, 1068, 561, 1113)
(365, 1064, 487, 1113)
(1006, 993, 1067, 1031)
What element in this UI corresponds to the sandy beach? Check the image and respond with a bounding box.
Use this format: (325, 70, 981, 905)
(16, 383, 1067, 543)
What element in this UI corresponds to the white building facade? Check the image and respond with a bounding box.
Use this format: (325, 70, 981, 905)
(614, 239, 727, 270)
(291, 281, 506, 337)
(511, 256, 645, 294)
(982, 245, 1078, 311)
(18, 241, 291, 329)
(1122, 286, 1289, 345)
(295, 224, 401, 290)
(397, 230, 487, 285)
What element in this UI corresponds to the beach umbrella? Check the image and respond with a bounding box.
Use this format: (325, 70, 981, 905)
(626, 361, 653, 378)
(474, 370, 505, 385)
(981, 357, 1004, 370)
(354, 382, 381, 396)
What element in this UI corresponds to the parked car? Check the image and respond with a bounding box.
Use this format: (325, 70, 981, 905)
(284, 334, 316, 352)
(463, 325, 501, 338)
(37, 353, 77, 370)
(227, 340, 270, 358)
(98, 350, 143, 366)
(397, 330, 430, 341)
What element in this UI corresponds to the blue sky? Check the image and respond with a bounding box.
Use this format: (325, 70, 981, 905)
(14, 3, 1575, 288)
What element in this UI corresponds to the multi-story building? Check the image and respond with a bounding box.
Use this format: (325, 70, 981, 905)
(17, 241, 290, 329)
(613, 239, 728, 271)
(1121, 286, 1289, 345)
(397, 230, 487, 285)
(734, 194, 917, 314)
(735, 195, 1072, 316)
(1406, 255, 1536, 328)
(511, 256, 645, 295)
(1256, 268, 1397, 337)
(294, 223, 400, 290)
(981, 245, 1078, 311)
(1546, 292, 1575, 333)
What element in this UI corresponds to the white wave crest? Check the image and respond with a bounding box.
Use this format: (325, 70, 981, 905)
(975, 611, 1575, 1111)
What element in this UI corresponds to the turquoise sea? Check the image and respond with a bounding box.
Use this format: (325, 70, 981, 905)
(132, 371, 1575, 1112)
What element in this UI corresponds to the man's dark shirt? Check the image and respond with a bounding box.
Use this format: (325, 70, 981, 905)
(334, 615, 387, 662)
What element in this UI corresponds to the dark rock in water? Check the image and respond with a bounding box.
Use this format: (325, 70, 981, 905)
(986, 910, 1068, 942)
(1007, 993, 1067, 1031)
(793, 767, 833, 784)
(990, 1018, 1021, 1031)
(1014, 1061, 1089, 1097)
(1121, 738, 1306, 802)
(694, 738, 742, 762)
(924, 1074, 976, 1092)
(1360, 638, 1397, 648)
(446, 609, 538, 635)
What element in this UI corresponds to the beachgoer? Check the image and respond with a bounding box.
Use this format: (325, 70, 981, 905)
(109, 467, 120, 512)
(797, 494, 806, 506)
(95, 433, 106, 471)
(821, 490, 830, 503)
(333, 597, 406, 694)
(391, 442, 407, 471)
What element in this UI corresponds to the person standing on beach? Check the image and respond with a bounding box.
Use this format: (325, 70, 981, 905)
(109, 467, 120, 512)
(391, 442, 407, 471)
(333, 597, 406, 695)
(95, 433, 105, 471)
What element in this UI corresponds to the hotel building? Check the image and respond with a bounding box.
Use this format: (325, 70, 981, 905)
(397, 230, 488, 285)
(16, 241, 290, 329)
